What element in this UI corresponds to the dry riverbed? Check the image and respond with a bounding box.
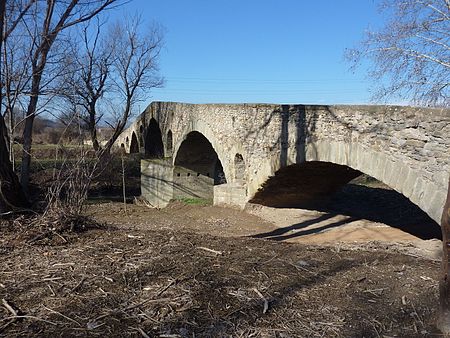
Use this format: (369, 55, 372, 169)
(0, 201, 443, 337)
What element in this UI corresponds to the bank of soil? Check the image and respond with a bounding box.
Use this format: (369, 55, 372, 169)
(0, 201, 443, 337)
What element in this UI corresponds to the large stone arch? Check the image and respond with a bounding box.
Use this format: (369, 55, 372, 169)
(172, 119, 232, 181)
(250, 140, 445, 223)
(172, 130, 227, 201)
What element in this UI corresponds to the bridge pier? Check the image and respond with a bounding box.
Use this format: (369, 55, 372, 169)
(142, 158, 244, 208)
(141, 159, 174, 208)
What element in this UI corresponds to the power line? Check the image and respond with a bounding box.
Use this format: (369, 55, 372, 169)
(152, 88, 364, 95)
(164, 76, 368, 84)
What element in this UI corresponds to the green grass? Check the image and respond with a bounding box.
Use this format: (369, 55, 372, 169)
(176, 197, 212, 206)
(141, 157, 172, 164)
(350, 174, 387, 188)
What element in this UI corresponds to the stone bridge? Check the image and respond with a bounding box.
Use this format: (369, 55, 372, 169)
(116, 102, 450, 224)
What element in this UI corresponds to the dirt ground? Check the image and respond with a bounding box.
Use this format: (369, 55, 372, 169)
(0, 201, 444, 337)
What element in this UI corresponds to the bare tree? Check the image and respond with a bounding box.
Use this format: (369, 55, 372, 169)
(0, 0, 37, 213)
(64, 16, 164, 157)
(2, 10, 34, 163)
(346, 0, 449, 107)
(18, 0, 124, 192)
(347, 0, 450, 333)
(61, 19, 114, 152)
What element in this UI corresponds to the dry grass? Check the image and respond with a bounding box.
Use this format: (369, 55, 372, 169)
(0, 218, 441, 337)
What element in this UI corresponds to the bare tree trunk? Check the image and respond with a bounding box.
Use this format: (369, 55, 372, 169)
(0, 116, 29, 212)
(439, 177, 450, 334)
(20, 93, 39, 192)
(0, 0, 29, 212)
(8, 108, 14, 169)
(88, 104, 101, 152)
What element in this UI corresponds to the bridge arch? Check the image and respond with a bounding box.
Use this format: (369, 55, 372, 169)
(145, 118, 164, 158)
(250, 140, 445, 223)
(172, 120, 231, 181)
(129, 132, 139, 153)
(173, 130, 227, 201)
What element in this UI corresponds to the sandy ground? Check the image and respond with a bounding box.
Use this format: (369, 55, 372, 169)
(245, 204, 443, 260)
(89, 201, 443, 262)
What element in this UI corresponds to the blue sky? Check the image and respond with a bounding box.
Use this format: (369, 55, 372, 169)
(117, 0, 384, 105)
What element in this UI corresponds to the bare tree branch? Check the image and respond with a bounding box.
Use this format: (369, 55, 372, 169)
(346, 0, 450, 106)
(62, 15, 164, 157)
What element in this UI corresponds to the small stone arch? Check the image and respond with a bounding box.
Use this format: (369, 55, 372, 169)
(145, 118, 164, 158)
(129, 132, 139, 153)
(234, 153, 245, 181)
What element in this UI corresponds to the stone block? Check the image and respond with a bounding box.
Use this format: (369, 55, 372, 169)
(214, 183, 247, 209)
(426, 190, 446, 224)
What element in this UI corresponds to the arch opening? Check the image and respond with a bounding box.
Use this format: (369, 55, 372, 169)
(145, 118, 164, 158)
(251, 162, 361, 209)
(173, 131, 226, 201)
(129, 132, 139, 154)
(234, 153, 245, 181)
(250, 161, 440, 241)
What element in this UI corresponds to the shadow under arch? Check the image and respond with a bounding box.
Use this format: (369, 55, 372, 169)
(250, 161, 361, 209)
(251, 138, 444, 224)
(129, 132, 139, 154)
(145, 118, 164, 158)
(250, 160, 441, 240)
(172, 131, 227, 201)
